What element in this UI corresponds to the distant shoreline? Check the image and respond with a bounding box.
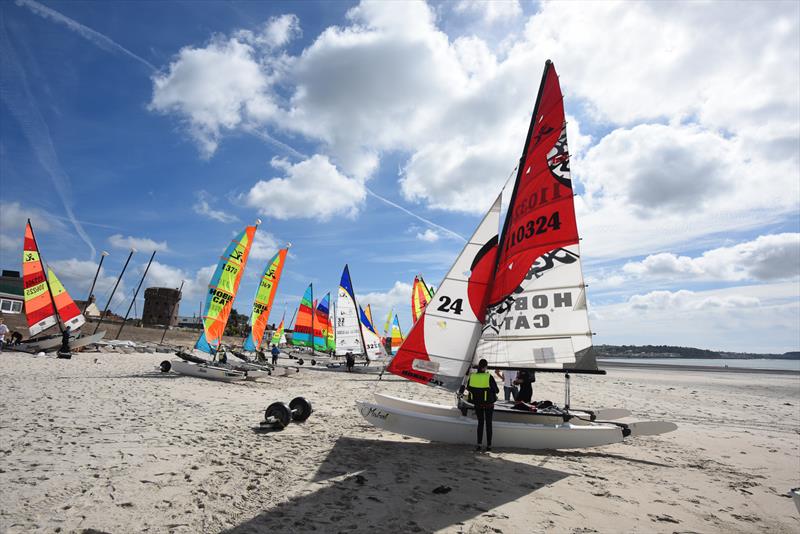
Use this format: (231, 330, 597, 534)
(598, 360, 800, 375)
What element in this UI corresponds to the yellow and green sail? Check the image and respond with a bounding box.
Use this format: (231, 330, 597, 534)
(411, 274, 434, 324)
(195, 224, 258, 354)
(244, 247, 288, 351)
(390, 314, 404, 355)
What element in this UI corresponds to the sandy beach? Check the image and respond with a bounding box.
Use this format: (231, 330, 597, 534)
(1, 349, 798, 533)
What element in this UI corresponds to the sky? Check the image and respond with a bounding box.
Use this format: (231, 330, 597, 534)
(0, 0, 798, 353)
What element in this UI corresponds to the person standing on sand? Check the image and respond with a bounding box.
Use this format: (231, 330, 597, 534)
(270, 344, 280, 366)
(345, 351, 355, 372)
(495, 369, 518, 402)
(0, 318, 9, 353)
(463, 358, 499, 452)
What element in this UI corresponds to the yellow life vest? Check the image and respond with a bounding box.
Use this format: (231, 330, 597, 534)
(468, 372, 490, 388)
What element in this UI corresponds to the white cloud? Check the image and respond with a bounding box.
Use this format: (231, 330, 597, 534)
(249, 230, 281, 261)
(0, 201, 67, 255)
(192, 190, 240, 223)
(149, 37, 279, 157)
(242, 155, 366, 220)
(358, 280, 414, 331)
(48, 258, 126, 310)
(108, 234, 169, 252)
(591, 282, 800, 353)
(622, 234, 800, 282)
(416, 228, 440, 242)
(150, 0, 799, 247)
(453, 0, 522, 25)
(236, 14, 301, 50)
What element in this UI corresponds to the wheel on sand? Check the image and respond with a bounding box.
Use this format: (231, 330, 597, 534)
(264, 402, 292, 429)
(160, 360, 172, 373)
(289, 397, 313, 422)
(297, 358, 304, 365)
(311, 359, 316, 366)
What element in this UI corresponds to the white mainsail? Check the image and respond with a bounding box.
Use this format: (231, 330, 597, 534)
(335, 265, 364, 356)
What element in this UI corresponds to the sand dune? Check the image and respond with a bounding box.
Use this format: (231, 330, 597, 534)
(1, 350, 798, 533)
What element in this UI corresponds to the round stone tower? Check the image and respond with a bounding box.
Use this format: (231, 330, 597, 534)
(142, 287, 181, 327)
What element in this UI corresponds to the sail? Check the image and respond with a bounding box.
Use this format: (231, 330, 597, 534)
(335, 265, 363, 356)
(382, 307, 393, 337)
(364, 304, 375, 330)
(243, 248, 288, 352)
(411, 275, 433, 324)
(22, 221, 58, 336)
(390, 314, 403, 355)
(270, 313, 285, 347)
(314, 292, 331, 351)
(386, 195, 501, 391)
(47, 268, 86, 331)
(478, 60, 595, 370)
(195, 224, 257, 353)
(290, 284, 314, 348)
(360, 304, 388, 361)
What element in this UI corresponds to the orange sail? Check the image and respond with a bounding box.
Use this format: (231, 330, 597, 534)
(411, 275, 433, 324)
(195, 224, 258, 353)
(47, 268, 86, 331)
(243, 247, 288, 351)
(22, 220, 57, 335)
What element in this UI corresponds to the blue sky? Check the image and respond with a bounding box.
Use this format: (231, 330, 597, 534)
(1, 0, 798, 353)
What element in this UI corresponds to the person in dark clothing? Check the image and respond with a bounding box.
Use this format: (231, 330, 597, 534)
(514, 369, 535, 404)
(463, 358, 500, 452)
(345, 351, 355, 372)
(270, 344, 280, 366)
(57, 326, 72, 359)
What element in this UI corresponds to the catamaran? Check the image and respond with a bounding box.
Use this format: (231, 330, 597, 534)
(358, 60, 676, 449)
(229, 246, 297, 376)
(18, 220, 105, 354)
(334, 265, 389, 369)
(169, 222, 261, 381)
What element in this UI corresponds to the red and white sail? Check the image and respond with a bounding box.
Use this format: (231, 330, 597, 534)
(22, 221, 58, 336)
(386, 196, 501, 391)
(478, 60, 595, 370)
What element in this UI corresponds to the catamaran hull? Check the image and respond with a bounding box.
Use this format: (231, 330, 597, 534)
(372, 393, 631, 425)
(170, 360, 247, 382)
(357, 398, 676, 450)
(17, 331, 106, 353)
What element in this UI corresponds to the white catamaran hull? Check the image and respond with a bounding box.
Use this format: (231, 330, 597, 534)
(357, 397, 676, 450)
(17, 331, 107, 353)
(372, 393, 631, 425)
(170, 360, 247, 382)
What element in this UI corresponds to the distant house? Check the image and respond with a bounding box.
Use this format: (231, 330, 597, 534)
(0, 270, 27, 335)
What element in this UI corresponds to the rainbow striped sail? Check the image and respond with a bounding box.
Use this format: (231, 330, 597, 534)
(270, 312, 286, 347)
(314, 292, 331, 351)
(47, 268, 86, 331)
(195, 224, 258, 354)
(243, 247, 288, 352)
(290, 284, 314, 348)
(390, 314, 404, 355)
(22, 221, 58, 336)
(411, 274, 434, 324)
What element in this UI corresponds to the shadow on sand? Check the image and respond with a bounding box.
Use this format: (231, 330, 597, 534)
(225, 436, 570, 533)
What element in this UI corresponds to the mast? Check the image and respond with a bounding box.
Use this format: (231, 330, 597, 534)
(310, 282, 315, 356)
(94, 248, 135, 334)
(27, 219, 64, 334)
(160, 279, 184, 344)
(84, 251, 109, 313)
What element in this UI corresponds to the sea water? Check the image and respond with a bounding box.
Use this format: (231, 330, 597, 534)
(598, 357, 800, 372)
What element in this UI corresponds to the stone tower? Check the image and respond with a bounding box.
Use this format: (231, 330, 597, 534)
(142, 287, 181, 326)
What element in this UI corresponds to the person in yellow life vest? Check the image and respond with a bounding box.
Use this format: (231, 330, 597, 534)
(464, 358, 500, 452)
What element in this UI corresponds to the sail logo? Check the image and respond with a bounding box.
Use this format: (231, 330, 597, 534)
(483, 291, 573, 334)
(546, 124, 572, 188)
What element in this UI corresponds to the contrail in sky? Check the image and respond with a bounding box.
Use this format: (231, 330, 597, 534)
(1, 25, 97, 258)
(364, 187, 466, 242)
(16, 0, 157, 72)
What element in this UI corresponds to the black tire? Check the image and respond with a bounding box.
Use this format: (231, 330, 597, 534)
(160, 360, 172, 373)
(297, 358, 304, 366)
(311, 359, 316, 366)
(289, 397, 313, 422)
(265, 402, 291, 429)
